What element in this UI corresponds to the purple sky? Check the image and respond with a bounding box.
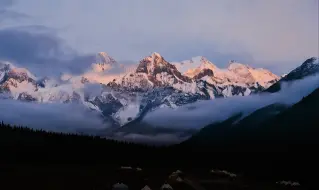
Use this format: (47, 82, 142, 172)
(1, 0, 318, 75)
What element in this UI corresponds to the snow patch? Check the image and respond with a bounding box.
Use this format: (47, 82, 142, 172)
(114, 102, 140, 126)
(0, 71, 5, 83)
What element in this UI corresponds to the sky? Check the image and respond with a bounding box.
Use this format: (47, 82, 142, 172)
(0, 0, 318, 75)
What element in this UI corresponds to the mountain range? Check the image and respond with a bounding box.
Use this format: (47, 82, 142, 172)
(183, 56, 319, 146)
(0, 52, 318, 138)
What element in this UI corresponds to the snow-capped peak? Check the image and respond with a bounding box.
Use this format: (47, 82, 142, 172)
(0, 61, 37, 79)
(152, 52, 162, 59)
(96, 52, 117, 65)
(173, 56, 217, 79)
(282, 57, 319, 81)
(173, 57, 279, 88)
(9, 67, 37, 80)
(197, 56, 217, 71)
(136, 52, 171, 75)
(0, 52, 283, 128)
(227, 61, 279, 87)
(0, 61, 13, 70)
(140, 52, 164, 64)
(92, 52, 118, 72)
(227, 60, 251, 71)
(301, 57, 319, 67)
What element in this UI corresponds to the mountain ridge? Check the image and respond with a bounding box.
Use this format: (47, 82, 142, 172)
(1, 53, 316, 128)
(265, 57, 319, 93)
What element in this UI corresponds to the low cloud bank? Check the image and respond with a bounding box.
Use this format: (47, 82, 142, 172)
(0, 100, 108, 133)
(143, 74, 319, 129)
(0, 26, 135, 79)
(0, 74, 317, 143)
(109, 133, 188, 145)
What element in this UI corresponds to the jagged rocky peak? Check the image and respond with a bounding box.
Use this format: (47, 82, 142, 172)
(0, 62, 35, 94)
(298, 57, 319, 72)
(181, 56, 217, 79)
(96, 52, 117, 65)
(92, 52, 118, 72)
(8, 67, 36, 80)
(304, 57, 319, 65)
(0, 61, 12, 71)
(281, 56, 319, 81)
(265, 57, 319, 93)
(0, 61, 37, 85)
(174, 56, 217, 75)
(198, 56, 217, 68)
(0, 61, 11, 83)
(136, 52, 171, 74)
(131, 52, 193, 89)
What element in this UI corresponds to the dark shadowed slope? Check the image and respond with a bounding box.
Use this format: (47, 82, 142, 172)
(257, 87, 319, 143)
(181, 103, 289, 147)
(184, 86, 319, 146)
(179, 87, 319, 186)
(266, 57, 319, 93)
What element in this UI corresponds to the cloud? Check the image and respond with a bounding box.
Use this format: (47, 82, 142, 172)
(0, 82, 186, 144)
(0, 26, 98, 77)
(0, 0, 28, 23)
(143, 74, 319, 129)
(0, 0, 13, 7)
(0, 9, 28, 22)
(1, 0, 317, 75)
(82, 83, 104, 99)
(0, 99, 108, 133)
(8, 0, 317, 74)
(0, 25, 139, 79)
(0, 74, 317, 144)
(110, 133, 188, 145)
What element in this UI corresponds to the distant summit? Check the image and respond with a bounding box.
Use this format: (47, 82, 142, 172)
(92, 52, 118, 72)
(265, 57, 319, 93)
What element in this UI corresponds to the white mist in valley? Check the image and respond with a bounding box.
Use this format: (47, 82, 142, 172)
(0, 99, 108, 133)
(0, 74, 318, 143)
(142, 74, 319, 129)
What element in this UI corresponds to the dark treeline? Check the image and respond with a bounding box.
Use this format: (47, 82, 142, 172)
(0, 122, 167, 166)
(0, 121, 318, 188)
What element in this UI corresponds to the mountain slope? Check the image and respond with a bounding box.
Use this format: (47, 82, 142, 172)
(258, 87, 319, 142)
(178, 87, 319, 186)
(266, 57, 319, 93)
(183, 86, 319, 147)
(97, 53, 279, 126)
